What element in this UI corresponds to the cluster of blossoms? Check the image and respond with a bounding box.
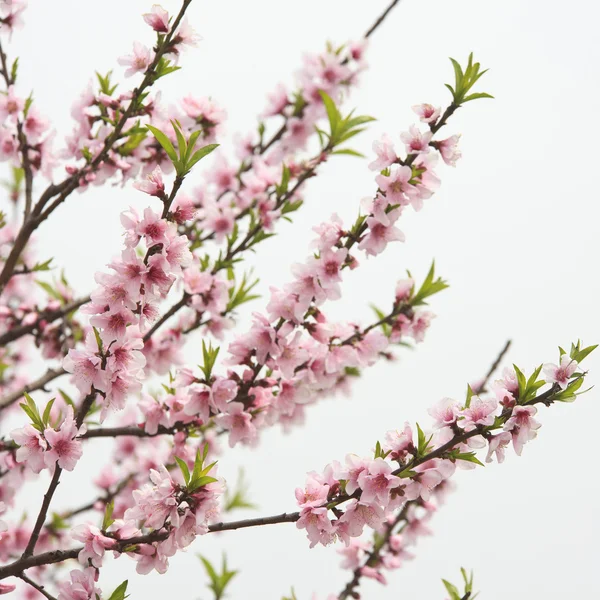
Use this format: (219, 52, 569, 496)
(337, 496, 442, 589)
(10, 405, 84, 473)
(0, 1, 26, 35)
(63, 5, 210, 190)
(184, 40, 368, 248)
(0, 3, 586, 600)
(56, 453, 224, 594)
(0, 86, 55, 179)
(63, 190, 215, 415)
(295, 351, 584, 550)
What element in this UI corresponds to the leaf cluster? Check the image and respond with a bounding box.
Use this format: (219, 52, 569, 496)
(446, 53, 493, 105)
(175, 444, 218, 493)
(198, 554, 238, 600)
(147, 121, 218, 177)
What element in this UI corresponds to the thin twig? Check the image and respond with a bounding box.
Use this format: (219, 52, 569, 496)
(20, 392, 95, 558)
(19, 573, 57, 600)
(0, 368, 66, 411)
(0, 296, 89, 347)
(0, 0, 195, 294)
(364, 0, 403, 38)
(479, 339, 512, 392)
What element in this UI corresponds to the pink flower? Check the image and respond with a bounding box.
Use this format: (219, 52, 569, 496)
(336, 454, 369, 495)
(339, 499, 385, 537)
(316, 248, 347, 288)
(11, 423, 47, 473)
(412, 103, 441, 124)
(118, 42, 152, 77)
(44, 408, 84, 472)
(357, 458, 400, 508)
(204, 205, 235, 242)
(274, 333, 310, 379)
(295, 476, 329, 509)
(296, 507, 334, 548)
(436, 134, 462, 166)
(358, 216, 404, 257)
(376, 166, 415, 206)
(135, 543, 169, 575)
(143, 4, 170, 32)
(428, 397, 461, 429)
(262, 83, 289, 117)
(400, 125, 432, 154)
(460, 395, 498, 430)
(23, 106, 50, 141)
(395, 278, 414, 302)
(174, 18, 202, 48)
(504, 405, 541, 455)
(382, 423, 414, 460)
(57, 568, 100, 600)
(133, 165, 165, 197)
(485, 431, 512, 463)
(543, 355, 578, 390)
(311, 214, 344, 251)
(126, 466, 177, 529)
(211, 377, 238, 412)
(361, 565, 387, 585)
(71, 523, 116, 567)
(218, 402, 256, 447)
(369, 134, 397, 171)
(247, 314, 280, 364)
(0, 86, 24, 122)
(63, 334, 107, 395)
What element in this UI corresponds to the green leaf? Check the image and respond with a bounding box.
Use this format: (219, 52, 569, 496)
(224, 469, 256, 512)
(146, 124, 178, 162)
(331, 148, 365, 158)
(571, 342, 598, 364)
(449, 58, 464, 93)
(442, 579, 461, 600)
(462, 92, 494, 102)
(92, 327, 104, 353)
(10, 58, 18, 84)
(198, 554, 238, 600)
(42, 399, 55, 427)
(171, 120, 187, 160)
(465, 384, 475, 408)
(319, 91, 340, 138)
(31, 258, 53, 272)
(175, 456, 191, 485)
(189, 475, 218, 491)
(186, 143, 219, 172)
(411, 261, 449, 306)
(107, 580, 128, 600)
(102, 500, 115, 531)
(512, 364, 527, 400)
(36, 280, 62, 301)
(453, 451, 484, 467)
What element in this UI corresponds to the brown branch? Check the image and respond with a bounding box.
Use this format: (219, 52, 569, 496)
(20, 392, 96, 558)
(364, 0, 403, 39)
(0, 296, 89, 347)
(0, 512, 300, 579)
(0, 367, 66, 412)
(0, 0, 195, 294)
(479, 339, 511, 392)
(19, 573, 57, 600)
(339, 504, 410, 600)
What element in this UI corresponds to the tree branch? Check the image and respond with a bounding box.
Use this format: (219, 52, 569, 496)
(0, 0, 195, 294)
(0, 367, 66, 412)
(19, 573, 57, 600)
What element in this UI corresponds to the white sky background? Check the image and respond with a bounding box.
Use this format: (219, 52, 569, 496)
(3, 0, 600, 598)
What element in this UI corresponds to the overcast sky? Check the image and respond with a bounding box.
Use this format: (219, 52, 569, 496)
(4, 0, 600, 598)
